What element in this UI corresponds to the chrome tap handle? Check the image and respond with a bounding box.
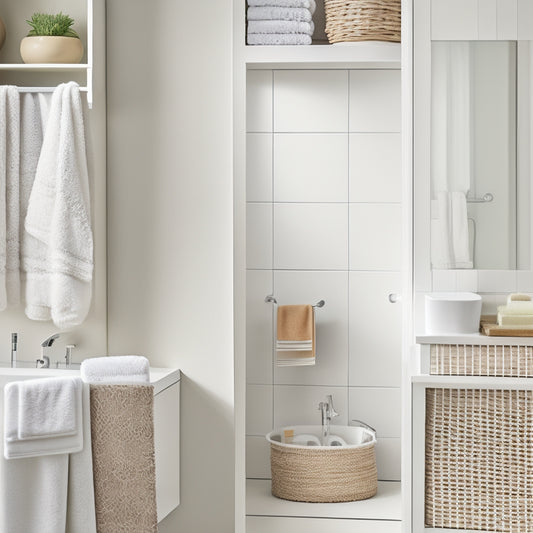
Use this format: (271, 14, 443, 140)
(326, 395, 339, 418)
(41, 333, 60, 347)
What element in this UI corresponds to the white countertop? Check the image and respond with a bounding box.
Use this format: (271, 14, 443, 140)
(0, 366, 180, 395)
(246, 479, 401, 521)
(417, 333, 533, 346)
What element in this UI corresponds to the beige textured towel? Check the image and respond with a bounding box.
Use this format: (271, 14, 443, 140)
(90, 385, 157, 533)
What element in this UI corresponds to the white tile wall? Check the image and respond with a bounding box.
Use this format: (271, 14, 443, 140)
(247, 384, 274, 436)
(247, 70, 273, 132)
(246, 270, 273, 384)
(247, 134, 272, 202)
(349, 134, 401, 203)
(349, 272, 402, 388)
(274, 70, 349, 133)
(350, 204, 402, 271)
(273, 271, 349, 386)
(349, 388, 401, 438)
(431, 0, 478, 40)
(274, 134, 348, 203)
(247, 203, 273, 270)
(349, 71, 401, 133)
(246, 69, 402, 482)
(274, 385, 349, 427)
(274, 203, 349, 270)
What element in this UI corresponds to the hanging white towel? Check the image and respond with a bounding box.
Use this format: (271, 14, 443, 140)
(248, 0, 316, 12)
(247, 6, 313, 21)
(0, 86, 21, 309)
(80, 355, 151, 384)
(24, 82, 93, 329)
(431, 191, 473, 269)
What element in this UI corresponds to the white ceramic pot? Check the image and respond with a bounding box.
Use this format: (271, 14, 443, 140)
(0, 18, 6, 50)
(20, 36, 83, 64)
(425, 292, 482, 335)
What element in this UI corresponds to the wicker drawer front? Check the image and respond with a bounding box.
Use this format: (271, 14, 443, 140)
(430, 344, 533, 377)
(425, 388, 533, 532)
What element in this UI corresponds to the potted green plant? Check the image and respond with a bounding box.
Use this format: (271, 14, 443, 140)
(20, 12, 83, 64)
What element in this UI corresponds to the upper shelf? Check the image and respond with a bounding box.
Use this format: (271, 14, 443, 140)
(0, 63, 90, 71)
(244, 41, 401, 69)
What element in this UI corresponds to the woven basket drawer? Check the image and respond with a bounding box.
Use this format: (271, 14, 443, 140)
(430, 344, 533, 378)
(425, 388, 533, 532)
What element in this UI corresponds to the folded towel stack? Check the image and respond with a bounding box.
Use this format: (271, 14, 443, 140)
(247, 0, 315, 45)
(497, 293, 533, 327)
(276, 304, 316, 366)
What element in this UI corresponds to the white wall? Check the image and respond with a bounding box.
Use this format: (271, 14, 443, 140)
(245, 69, 402, 482)
(0, 0, 107, 363)
(106, 1, 235, 532)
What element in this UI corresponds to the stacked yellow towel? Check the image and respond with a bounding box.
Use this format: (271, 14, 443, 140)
(276, 304, 316, 366)
(497, 293, 533, 327)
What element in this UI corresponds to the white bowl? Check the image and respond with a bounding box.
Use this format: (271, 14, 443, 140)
(425, 292, 482, 335)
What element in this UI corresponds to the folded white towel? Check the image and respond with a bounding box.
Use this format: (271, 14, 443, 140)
(247, 6, 313, 21)
(80, 355, 150, 384)
(248, 20, 314, 35)
(16, 377, 78, 440)
(4, 377, 83, 459)
(248, 0, 316, 14)
(0, 86, 21, 310)
(248, 33, 312, 45)
(25, 82, 93, 330)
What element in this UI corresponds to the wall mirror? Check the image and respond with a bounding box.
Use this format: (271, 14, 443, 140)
(430, 40, 531, 271)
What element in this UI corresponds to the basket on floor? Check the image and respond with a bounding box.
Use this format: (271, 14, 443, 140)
(324, 0, 401, 43)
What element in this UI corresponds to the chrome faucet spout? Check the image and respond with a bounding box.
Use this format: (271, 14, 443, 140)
(318, 395, 340, 445)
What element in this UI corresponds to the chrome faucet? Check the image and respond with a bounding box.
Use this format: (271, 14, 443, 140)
(318, 395, 339, 445)
(36, 333, 60, 368)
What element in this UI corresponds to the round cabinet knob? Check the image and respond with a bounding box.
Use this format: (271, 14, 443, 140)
(388, 293, 400, 304)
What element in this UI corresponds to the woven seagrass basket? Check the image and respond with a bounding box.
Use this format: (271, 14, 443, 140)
(324, 0, 401, 44)
(267, 425, 377, 503)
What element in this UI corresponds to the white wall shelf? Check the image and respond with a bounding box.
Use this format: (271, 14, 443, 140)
(247, 479, 402, 521)
(245, 42, 401, 69)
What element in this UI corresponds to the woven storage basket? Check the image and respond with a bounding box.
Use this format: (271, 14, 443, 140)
(430, 344, 533, 377)
(267, 426, 377, 503)
(324, 0, 401, 44)
(425, 388, 533, 532)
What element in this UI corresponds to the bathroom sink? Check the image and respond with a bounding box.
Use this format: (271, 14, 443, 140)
(267, 424, 374, 448)
(425, 292, 482, 335)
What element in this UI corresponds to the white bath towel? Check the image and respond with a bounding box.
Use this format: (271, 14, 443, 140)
(20, 93, 51, 309)
(24, 82, 93, 329)
(248, 20, 315, 34)
(80, 355, 151, 384)
(0, 86, 21, 310)
(248, 0, 316, 13)
(4, 377, 83, 458)
(0, 376, 96, 533)
(248, 33, 312, 45)
(247, 6, 313, 21)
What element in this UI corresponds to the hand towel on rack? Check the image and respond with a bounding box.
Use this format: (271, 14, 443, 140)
(24, 82, 93, 329)
(276, 304, 316, 366)
(247, 33, 313, 45)
(4, 377, 83, 458)
(0, 86, 21, 310)
(247, 6, 313, 21)
(248, 0, 316, 12)
(248, 20, 315, 34)
(80, 355, 150, 384)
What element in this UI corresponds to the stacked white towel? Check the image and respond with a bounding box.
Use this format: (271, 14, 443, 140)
(80, 355, 150, 384)
(247, 0, 315, 45)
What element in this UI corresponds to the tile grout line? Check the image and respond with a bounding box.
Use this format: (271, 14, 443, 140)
(271, 69, 275, 430)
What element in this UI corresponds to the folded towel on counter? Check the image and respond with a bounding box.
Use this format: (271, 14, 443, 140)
(4, 377, 83, 459)
(497, 302, 533, 316)
(248, 33, 313, 45)
(81, 355, 150, 384)
(247, 6, 313, 21)
(25, 82, 93, 330)
(508, 293, 531, 304)
(0, 86, 21, 310)
(497, 313, 533, 327)
(248, 20, 314, 34)
(276, 304, 316, 366)
(248, 0, 316, 12)
(90, 384, 157, 533)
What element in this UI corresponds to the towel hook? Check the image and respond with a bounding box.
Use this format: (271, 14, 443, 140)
(265, 295, 325, 309)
